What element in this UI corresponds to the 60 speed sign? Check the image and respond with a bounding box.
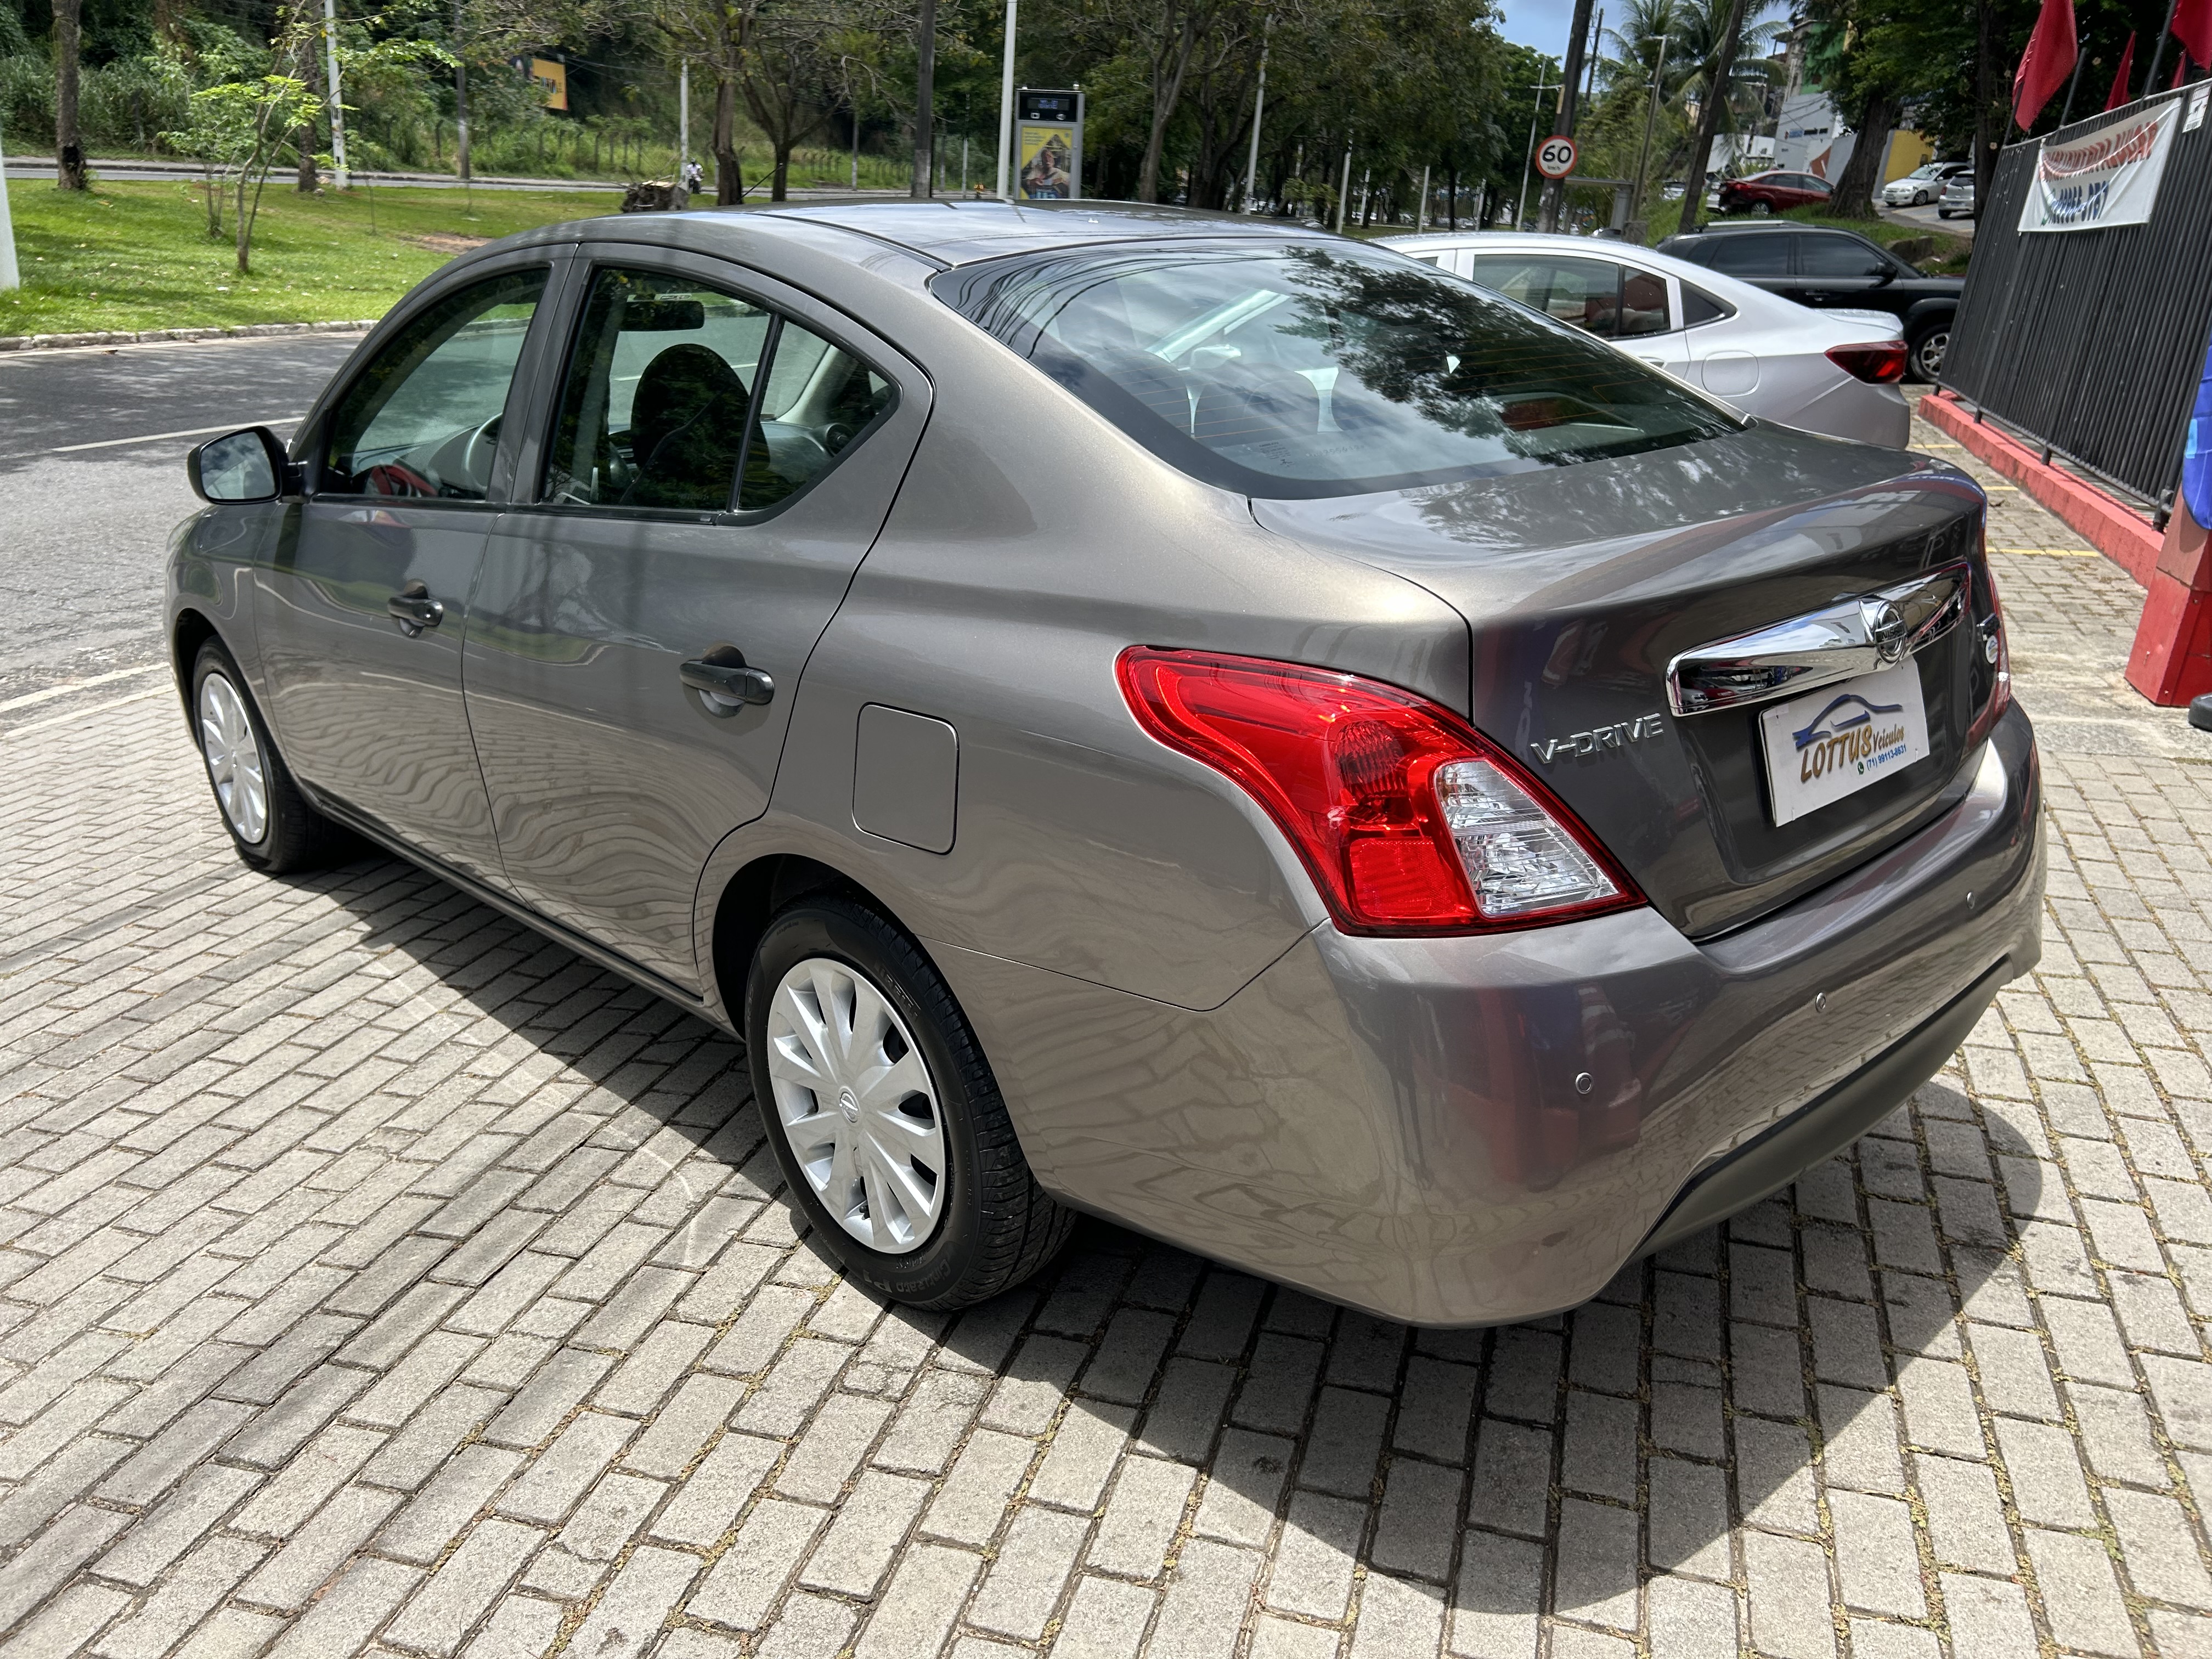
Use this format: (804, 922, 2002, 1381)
(1534, 136, 1578, 179)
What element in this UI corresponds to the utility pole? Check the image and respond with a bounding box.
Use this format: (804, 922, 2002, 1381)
(453, 0, 470, 182)
(1515, 64, 1559, 229)
(679, 63, 689, 183)
(0, 122, 18, 288)
(995, 0, 1018, 198)
(1628, 33, 1670, 225)
(1335, 145, 1352, 232)
(2147, 0, 2183, 101)
(1416, 161, 1430, 229)
(1539, 0, 1597, 230)
(323, 0, 348, 190)
(1243, 15, 1272, 212)
(912, 0, 937, 198)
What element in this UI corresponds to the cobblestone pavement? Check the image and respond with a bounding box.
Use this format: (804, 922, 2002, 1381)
(2, 402, 2210, 1658)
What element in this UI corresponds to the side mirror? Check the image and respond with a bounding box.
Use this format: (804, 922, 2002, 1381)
(1870, 266, 1899, 286)
(187, 426, 293, 504)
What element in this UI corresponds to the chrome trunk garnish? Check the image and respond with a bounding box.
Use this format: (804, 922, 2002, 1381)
(1666, 561, 1970, 718)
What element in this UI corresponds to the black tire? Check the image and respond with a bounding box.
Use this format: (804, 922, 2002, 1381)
(189, 639, 353, 874)
(1908, 324, 1949, 383)
(744, 895, 1073, 1310)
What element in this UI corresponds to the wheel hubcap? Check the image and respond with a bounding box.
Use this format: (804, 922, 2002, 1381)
(1919, 332, 1948, 375)
(766, 956, 947, 1255)
(199, 673, 268, 845)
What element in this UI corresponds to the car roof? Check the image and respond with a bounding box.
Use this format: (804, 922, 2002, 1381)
(1387, 230, 1691, 273)
(664, 199, 1317, 269)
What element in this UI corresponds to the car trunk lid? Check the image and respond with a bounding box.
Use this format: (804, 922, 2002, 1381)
(1252, 423, 2002, 939)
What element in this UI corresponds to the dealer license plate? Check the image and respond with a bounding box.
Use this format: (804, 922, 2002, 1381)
(1758, 660, 1931, 827)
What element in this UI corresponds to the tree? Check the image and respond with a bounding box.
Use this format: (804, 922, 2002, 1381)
(55, 0, 87, 189)
(1676, 0, 1781, 230)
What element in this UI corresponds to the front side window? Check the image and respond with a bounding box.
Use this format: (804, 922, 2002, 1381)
(544, 268, 896, 514)
(937, 240, 1738, 499)
(324, 267, 548, 498)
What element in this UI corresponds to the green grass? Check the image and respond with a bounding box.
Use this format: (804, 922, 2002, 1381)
(0, 179, 618, 338)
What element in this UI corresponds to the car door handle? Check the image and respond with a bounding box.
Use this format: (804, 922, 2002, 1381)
(386, 583, 444, 636)
(680, 657, 775, 707)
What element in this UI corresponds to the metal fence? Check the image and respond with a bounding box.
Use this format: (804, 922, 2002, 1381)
(1942, 88, 2212, 515)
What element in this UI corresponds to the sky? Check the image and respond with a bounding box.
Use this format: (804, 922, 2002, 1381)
(1491, 0, 1791, 65)
(1493, 0, 1584, 60)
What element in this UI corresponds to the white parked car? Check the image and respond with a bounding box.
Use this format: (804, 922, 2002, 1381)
(1386, 232, 1911, 448)
(1883, 162, 1971, 208)
(1938, 175, 1976, 219)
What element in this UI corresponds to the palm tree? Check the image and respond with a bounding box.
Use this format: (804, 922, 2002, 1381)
(1602, 0, 1689, 96)
(1673, 0, 1784, 135)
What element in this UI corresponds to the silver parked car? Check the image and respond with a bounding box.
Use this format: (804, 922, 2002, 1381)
(1883, 161, 1971, 208)
(171, 203, 2041, 1325)
(1938, 174, 1977, 220)
(1387, 231, 1911, 446)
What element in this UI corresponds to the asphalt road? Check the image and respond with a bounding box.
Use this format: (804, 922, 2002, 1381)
(0, 331, 363, 703)
(1881, 200, 1976, 241)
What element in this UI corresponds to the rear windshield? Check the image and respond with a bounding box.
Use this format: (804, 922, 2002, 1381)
(933, 240, 1740, 499)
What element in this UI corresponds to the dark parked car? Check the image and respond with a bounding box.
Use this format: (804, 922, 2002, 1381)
(1658, 222, 1962, 382)
(1712, 170, 1833, 214)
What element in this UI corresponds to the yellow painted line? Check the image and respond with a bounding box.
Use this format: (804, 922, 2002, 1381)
(1991, 546, 2101, 557)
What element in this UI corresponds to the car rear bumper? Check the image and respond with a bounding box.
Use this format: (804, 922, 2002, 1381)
(1771, 378, 1911, 448)
(947, 703, 2041, 1326)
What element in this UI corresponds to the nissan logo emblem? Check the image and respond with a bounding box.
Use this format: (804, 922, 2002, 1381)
(1863, 599, 1908, 664)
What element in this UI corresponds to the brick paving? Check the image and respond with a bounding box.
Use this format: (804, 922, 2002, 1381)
(1, 402, 2210, 1657)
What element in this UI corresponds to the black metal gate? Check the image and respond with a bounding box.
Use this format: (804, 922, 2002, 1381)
(1942, 88, 2212, 513)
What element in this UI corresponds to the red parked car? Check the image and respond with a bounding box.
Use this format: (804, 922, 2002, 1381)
(1713, 170, 1833, 215)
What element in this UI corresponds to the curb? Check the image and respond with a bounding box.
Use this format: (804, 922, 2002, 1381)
(1919, 389, 2161, 588)
(0, 319, 379, 354)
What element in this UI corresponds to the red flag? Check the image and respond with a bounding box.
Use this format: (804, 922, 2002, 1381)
(2176, 0, 2212, 75)
(2175, 53, 2191, 90)
(2106, 32, 2136, 108)
(2014, 0, 2080, 128)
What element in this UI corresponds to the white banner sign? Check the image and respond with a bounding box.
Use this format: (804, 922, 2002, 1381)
(2019, 97, 2182, 232)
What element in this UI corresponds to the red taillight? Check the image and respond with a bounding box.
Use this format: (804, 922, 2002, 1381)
(1826, 341, 1909, 385)
(1116, 647, 1643, 935)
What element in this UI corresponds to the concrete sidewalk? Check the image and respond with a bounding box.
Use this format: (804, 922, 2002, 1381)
(0, 400, 2208, 1658)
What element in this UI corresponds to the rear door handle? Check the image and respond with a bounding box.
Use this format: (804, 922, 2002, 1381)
(386, 582, 444, 636)
(681, 655, 775, 709)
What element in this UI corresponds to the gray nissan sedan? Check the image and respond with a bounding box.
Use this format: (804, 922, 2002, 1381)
(169, 202, 2042, 1326)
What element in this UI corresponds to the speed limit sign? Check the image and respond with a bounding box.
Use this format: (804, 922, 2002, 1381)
(1534, 136, 1578, 179)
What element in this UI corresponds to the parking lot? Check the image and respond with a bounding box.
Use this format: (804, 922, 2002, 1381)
(1, 397, 2209, 1657)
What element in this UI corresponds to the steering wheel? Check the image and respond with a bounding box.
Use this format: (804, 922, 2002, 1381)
(459, 415, 504, 493)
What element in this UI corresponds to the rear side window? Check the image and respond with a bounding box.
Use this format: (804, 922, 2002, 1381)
(541, 267, 896, 515)
(1797, 235, 1889, 278)
(1465, 255, 1672, 340)
(1680, 283, 1734, 326)
(1706, 235, 1792, 277)
(935, 240, 1739, 499)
